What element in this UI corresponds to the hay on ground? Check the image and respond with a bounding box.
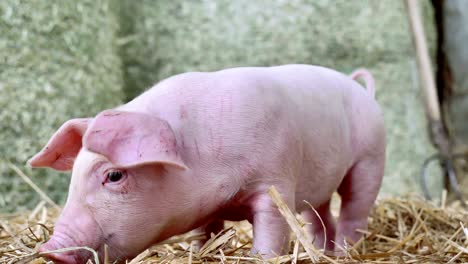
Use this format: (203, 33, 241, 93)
(1, 186, 467, 264)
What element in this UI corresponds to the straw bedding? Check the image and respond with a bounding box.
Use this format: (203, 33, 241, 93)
(1, 187, 466, 264)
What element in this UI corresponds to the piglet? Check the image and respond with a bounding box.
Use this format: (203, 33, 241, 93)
(29, 64, 385, 263)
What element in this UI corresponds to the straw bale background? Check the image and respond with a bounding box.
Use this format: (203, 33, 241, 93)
(1, 0, 440, 213)
(0, 1, 124, 212)
(1, 4, 466, 263)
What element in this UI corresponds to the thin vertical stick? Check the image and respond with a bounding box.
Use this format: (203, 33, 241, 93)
(405, 0, 441, 122)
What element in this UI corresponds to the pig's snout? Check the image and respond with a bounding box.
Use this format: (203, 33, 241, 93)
(40, 205, 105, 263)
(39, 236, 91, 264)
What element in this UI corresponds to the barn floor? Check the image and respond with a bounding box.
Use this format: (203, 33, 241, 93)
(0, 191, 467, 264)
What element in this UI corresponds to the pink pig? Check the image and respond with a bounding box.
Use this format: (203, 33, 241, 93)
(29, 65, 385, 263)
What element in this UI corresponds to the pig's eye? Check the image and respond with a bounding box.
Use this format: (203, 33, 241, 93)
(106, 170, 125, 183)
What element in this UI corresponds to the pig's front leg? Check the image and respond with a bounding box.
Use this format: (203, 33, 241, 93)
(250, 192, 292, 258)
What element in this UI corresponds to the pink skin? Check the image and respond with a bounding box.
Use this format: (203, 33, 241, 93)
(28, 64, 385, 263)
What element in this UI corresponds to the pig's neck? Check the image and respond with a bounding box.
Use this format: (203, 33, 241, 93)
(188, 171, 241, 227)
(158, 168, 240, 241)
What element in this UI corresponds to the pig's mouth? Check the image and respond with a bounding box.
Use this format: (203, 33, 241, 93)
(95, 241, 126, 263)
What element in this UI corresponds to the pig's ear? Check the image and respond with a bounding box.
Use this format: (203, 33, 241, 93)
(27, 118, 91, 171)
(83, 110, 188, 170)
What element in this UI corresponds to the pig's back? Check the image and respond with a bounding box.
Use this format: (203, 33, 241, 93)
(124, 65, 378, 208)
(209, 65, 380, 208)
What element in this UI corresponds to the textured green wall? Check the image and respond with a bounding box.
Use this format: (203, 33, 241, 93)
(0, 1, 124, 212)
(1, 0, 439, 212)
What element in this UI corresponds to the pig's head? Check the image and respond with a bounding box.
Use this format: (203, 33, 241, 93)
(28, 110, 190, 263)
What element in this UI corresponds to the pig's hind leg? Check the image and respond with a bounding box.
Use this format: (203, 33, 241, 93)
(301, 200, 336, 252)
(335, 154, 385, 252)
